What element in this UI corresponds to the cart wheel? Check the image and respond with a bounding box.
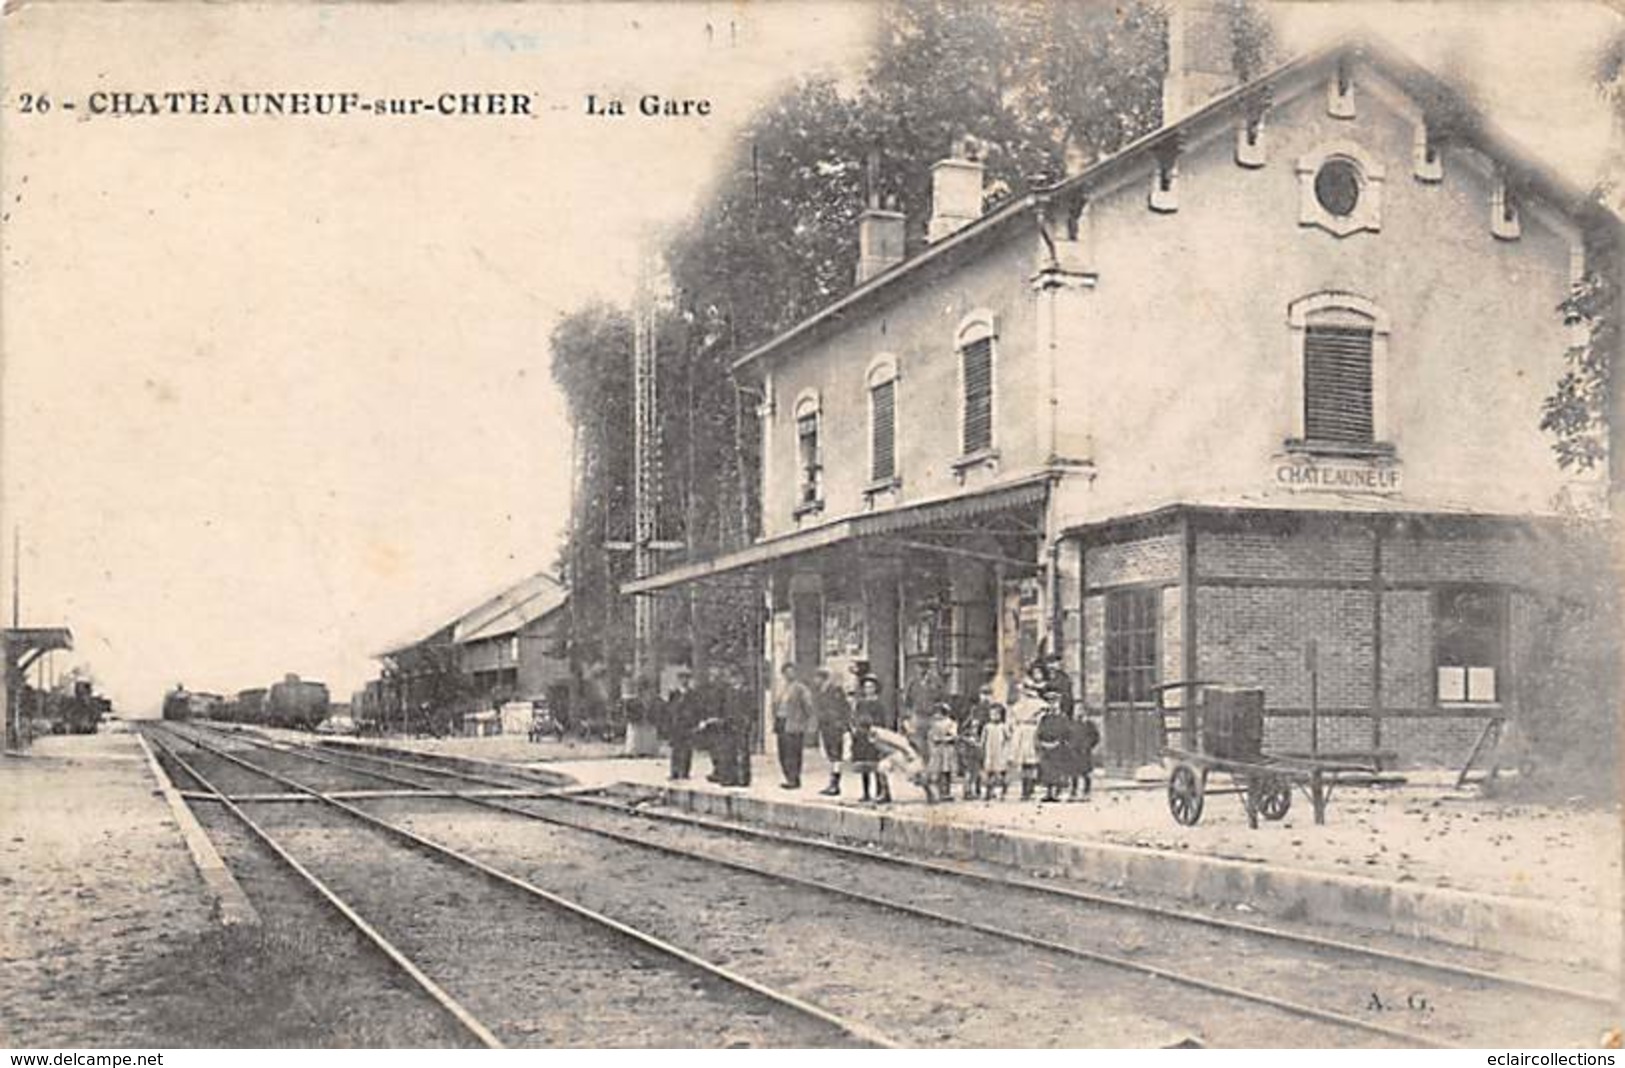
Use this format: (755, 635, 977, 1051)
(1259, 779, 1292, 821)
(1168, 764, 1205, 826)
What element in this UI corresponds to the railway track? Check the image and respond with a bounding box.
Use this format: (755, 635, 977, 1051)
(159, 722, 1614, 1047)
(146, 724, 892, 1049)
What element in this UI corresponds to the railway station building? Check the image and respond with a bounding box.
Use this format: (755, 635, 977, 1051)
(624, 19, 1619, 770)
(369, 569, 571, 731)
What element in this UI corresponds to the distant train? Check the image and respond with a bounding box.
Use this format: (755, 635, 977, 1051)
(264, 675, 330, 730)
(31, 681, 110, 735)
(160, 687, 225, 722)
(164, 674, 330, 731)
(161, 687, 191, 722)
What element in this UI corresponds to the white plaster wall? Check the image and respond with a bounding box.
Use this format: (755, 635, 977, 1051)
(1058, 63, 1583, 526)
(758, 229, 1044, 539)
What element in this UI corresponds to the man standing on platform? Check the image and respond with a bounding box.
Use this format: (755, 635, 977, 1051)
(773, 662, 816, 790)
(813, 667, 852, 796)
(902, 660, 943, 766)
(666, 668, 698, 781)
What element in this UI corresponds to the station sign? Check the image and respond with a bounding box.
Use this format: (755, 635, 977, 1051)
(1272, 455, 1402, 495)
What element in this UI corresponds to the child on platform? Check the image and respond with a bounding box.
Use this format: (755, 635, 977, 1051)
(847, 675, 887, 802)
(957, 702, 986, 800)
(981, 703, 1013, 800)
(924, 702, 959, 803)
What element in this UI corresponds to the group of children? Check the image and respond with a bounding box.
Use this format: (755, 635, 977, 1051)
(818, 663, 1101, 805)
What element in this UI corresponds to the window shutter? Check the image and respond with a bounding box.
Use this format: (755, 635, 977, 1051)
(961, 337, 993, 454)
(871, 379, 896, 482)
(797, 413, 821, 503)
(1303, 325, 1373, 443)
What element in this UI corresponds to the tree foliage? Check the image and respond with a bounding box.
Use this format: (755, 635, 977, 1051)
(1540, 31, 1624, 477)
(1542, 272, 1616, 473)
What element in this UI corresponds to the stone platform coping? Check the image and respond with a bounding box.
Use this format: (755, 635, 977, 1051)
(134, 733, 259, 928)
(611, 780, 1621, 975)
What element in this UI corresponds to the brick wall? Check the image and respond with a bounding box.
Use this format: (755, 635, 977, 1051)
(1074, 514, 1573, 769)
(1198, 526, 1373, 581)
(1380, 589, 1431, 709)
(1087, 532, 1182, 587)
(1260, 712, 1376, 753)
(1195, 586, 1375, 709)
(1380, 714, 1493, 766)
(1258, 712, 1489, 767)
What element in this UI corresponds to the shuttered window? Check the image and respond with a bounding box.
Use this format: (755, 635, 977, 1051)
(1303, 324, 1373, 444)
(870, 378, 896, 483)
(961, 336, 993, 454)
(797, 412, 821, 506)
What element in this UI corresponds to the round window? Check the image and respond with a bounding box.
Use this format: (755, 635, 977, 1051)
(1314, 159, 1362, 217)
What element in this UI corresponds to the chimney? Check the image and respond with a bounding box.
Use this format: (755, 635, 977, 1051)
(855, 196, 905, 283)
(1162, 0, 1238, 125)
(926, 140, 986, 243)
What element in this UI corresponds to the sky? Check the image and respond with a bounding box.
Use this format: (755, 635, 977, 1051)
(1, 1, 1618, 714)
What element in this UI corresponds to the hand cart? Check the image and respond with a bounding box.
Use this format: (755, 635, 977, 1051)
(1154, 680, 1394, 829)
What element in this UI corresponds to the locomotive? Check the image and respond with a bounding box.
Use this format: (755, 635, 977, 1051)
(161, 686, 193, 721)
(30, 681, 110, 734)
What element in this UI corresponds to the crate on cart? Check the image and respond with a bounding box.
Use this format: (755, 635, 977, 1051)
(1156, 680, 1400, 829)
(1198, 686, 1264, 762)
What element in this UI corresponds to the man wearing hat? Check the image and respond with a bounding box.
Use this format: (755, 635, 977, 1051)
(665, 667, 698, 781)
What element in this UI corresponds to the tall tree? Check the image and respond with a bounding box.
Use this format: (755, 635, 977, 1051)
(549, 302, 635, 680)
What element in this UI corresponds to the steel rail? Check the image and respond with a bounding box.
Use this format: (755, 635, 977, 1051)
(237, 725, 1613, 1011)
(571, 795, 1617, 1008)
(143, 728, 506, 1049)
(195, 727, 1450, 1047)
(205, 724, 551, 792)
(160, 723, 898, 1049)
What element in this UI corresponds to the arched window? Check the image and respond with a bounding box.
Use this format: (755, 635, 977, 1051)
(793, 390, 822, 512)
(866, 355, 900, 485)
(1288, 292, 1392, 450)
(957, 312, 997, 457)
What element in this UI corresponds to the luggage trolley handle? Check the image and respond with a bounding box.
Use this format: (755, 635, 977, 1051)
(1148, 680, 1220, 704)
(1148, 680, 1217, 750)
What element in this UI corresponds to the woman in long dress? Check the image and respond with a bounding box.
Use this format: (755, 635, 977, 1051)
(1007, 680, 1046, 801)
(1036, 698, 1075, 803)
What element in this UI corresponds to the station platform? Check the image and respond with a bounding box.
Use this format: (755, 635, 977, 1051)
(249, 725, 1621, 972)
(0, 730, 217, 1045)
(547, 745, 1619, 972)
